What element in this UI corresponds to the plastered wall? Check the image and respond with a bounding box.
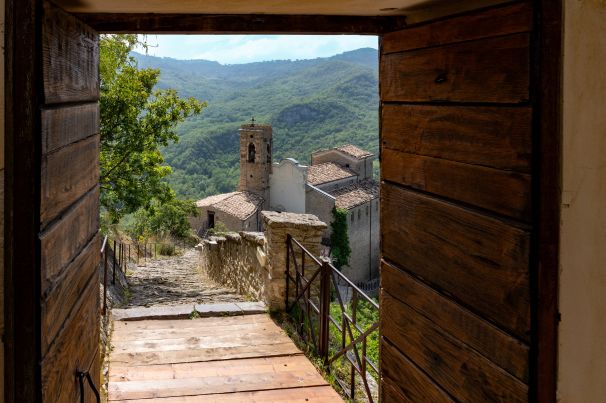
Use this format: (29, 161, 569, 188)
(558, 1, 606, 401)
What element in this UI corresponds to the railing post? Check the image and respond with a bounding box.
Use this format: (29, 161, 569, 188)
(102, 246, 108, 315)
(112, 240, 117, 285)
(319, 257, 331, 364)
(285, 234, 291, 310)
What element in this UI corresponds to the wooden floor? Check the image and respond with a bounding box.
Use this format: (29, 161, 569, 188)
(108, 314, 343, 402)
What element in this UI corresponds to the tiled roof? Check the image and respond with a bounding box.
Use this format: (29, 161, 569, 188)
(196, 191, 263, 220)
(213, 191, 264, 220)
(335, 144, 373, 159)
(332, 180, 379, 210)
(307, 162, 357, 185)
(196, 192, 237, 208)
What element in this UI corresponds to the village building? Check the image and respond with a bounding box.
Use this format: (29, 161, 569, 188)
(192, 123, 379, 283)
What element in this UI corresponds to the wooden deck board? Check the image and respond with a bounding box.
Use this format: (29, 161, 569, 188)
(108, 315, 342, 401)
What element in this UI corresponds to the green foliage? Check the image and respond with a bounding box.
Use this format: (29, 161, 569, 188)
(132, 48, 379, 200)
(123, 198, 198, 241)
(330, 207, 351, 269)
(99, 34, 206, 223)
(207, 221, 229, 236)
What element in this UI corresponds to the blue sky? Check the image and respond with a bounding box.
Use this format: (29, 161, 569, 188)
(136, 35, 378, 64)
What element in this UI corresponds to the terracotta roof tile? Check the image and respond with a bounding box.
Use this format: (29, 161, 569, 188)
(212, 191, 264, 220)
(335, 144, 373, 159)
(307, 162, 357, 185)
(332, 180, 379, 209)
(196, 192, 237, 208)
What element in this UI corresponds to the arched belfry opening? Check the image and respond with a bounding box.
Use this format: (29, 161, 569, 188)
(266, 143, 271, 163)
(248, 143, 256, 163)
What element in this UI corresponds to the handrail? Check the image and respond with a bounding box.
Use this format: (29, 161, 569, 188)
(285, 235, 380, 402)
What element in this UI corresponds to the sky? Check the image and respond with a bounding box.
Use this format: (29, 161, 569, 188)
(135, 35, 378, 64)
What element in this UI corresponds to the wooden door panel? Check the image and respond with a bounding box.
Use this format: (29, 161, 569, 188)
(379, 2, 534, 401)
(381, 104, 532, 173)
(39, 1, 101, 401)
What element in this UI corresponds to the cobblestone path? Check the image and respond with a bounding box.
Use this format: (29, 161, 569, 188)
(124, 247, 246, 307)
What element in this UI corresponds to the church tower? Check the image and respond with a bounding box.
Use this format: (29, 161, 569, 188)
(239, 121, 272, 207)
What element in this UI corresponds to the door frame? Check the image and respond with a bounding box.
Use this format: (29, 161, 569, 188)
(4, 0, 562, 400)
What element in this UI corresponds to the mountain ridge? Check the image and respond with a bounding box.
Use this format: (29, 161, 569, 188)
(136, 47, 380, 199)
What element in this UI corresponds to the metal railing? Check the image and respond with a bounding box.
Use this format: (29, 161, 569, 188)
(100, 237, 186, 315)
(285, 235, 380, 402)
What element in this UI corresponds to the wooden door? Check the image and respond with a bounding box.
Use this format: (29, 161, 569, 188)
(379, 2, 535, 401)
(11, 1, 100, 402)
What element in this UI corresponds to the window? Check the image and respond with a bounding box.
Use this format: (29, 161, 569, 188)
(366, 205, 369, 216)
(351, 212, 354, 223)
(358, 209, 361, 219)
(248, 143, 256, 162)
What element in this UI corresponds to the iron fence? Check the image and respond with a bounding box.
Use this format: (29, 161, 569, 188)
(285, 235, 380, 402)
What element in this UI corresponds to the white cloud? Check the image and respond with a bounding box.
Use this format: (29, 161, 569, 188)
(136, 35, 378, 64)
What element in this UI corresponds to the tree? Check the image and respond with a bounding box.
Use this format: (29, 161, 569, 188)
(330, 207, 351, 268)
(99, 34, 206, 223)
(125, 198, 199, 241)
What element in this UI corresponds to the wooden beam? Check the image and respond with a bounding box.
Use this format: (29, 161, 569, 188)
(75, 13, 406, 34)
(532, 0, 562, 402)
(4, 0, 42, 400)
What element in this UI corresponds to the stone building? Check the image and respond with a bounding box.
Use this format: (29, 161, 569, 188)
(191, 123, 379, 283)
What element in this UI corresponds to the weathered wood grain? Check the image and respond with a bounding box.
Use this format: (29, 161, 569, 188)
(381, 340, 454, 402)
(383, 2, 532, 54)
(42, 1, 99, 104)
(381, 104, 532, 172)
(41, 134, 99, 226)
(381, 33, 530, 103)
(77, 13, 406, 35)
(41, 103, 99, 154)
(381, 184, 530, 340)
(382, 149, 532, 221)
(40, 187, 99, 292)
(382, 261, 529, 382)
(41, 234, 100, 356)
(41, 278, 99, 403)
(382, 292, 528, 402)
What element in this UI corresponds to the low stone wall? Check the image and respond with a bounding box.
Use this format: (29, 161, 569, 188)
(199, 232, 268, 303)
(198, 211, 327, 310)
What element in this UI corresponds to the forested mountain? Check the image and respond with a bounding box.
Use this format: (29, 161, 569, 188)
(133, 48, 379, 199)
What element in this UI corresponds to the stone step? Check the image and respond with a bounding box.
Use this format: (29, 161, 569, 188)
(113, 302, 267, 321)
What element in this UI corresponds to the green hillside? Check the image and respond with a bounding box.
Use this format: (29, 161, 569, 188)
(134, 48, 379, 199)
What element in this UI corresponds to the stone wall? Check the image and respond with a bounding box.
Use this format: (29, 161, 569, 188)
(200, 232, 268, 302)
(198, 212, 327, 310)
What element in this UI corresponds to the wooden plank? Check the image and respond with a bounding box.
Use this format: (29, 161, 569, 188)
(41, 134, 99, 225)
(41, 277, 99, 403)
(383, 2, 532, 54)
(40, 234, 100, 356)
(381, 104, 532, 172)
(109, 385, 341, 402)
(381, 33, 530, 103)
(382, 149, 532, 221)
(110, 355, 319, 382)
(42, 1, 99, 104)
(383, 380, 415, 403)
(113, 314, 272, 332)
(381, 340, 454, 402)
(382, 261, 529, 382)
(113, 321, 284, 342)
(111, 331, 294, 354)
(110, 342, 302, 366)
(108, 361, 328, 400)
(40, 187, 99, 292)
(381, 184, 530, 340)
(41, 103, 99, 154)
(77, 13, 406, 35)
(382, 292, 528, 402)
(534, 1, 562, 401)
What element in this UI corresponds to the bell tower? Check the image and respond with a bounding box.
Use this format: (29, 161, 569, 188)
(239, 120, 272, 206)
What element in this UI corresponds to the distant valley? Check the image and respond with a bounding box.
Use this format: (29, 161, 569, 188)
(133, 48, 379, 200)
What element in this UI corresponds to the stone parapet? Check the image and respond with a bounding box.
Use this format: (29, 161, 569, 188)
(198, 212, 327, 310)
